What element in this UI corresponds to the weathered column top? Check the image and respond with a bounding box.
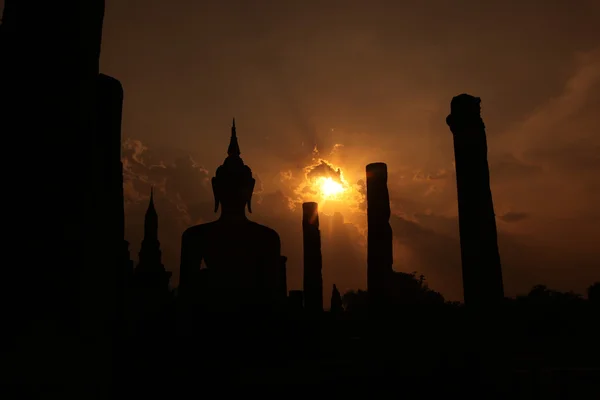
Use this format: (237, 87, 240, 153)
(302, 202, 319, 226)
(366, 162, 388, 179)
(446, 92, 483, 126)
(98, 74, 124, 98)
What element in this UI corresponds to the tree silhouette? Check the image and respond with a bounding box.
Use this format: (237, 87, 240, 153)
(588, 282, 599, 304)
(388, 271, 445, 306)
(521, 284, 584, 306)
(342, 289, 368, 315)
(342, 272, 445, 313)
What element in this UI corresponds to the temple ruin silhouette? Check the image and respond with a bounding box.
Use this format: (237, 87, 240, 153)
(1, 1, 598, 391)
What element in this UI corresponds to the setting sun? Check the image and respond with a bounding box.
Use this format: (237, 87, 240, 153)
(317, 177, 345, 198)
(295, 148, 363, 211)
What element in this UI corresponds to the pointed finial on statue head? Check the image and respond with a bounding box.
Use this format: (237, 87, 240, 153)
(213, 120, 255, 214)
(228, 117, 241, 157)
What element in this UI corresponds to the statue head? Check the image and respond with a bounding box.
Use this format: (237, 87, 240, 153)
(211, 119, 255, 214)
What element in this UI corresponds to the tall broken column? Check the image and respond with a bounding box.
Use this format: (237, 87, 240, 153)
(1, 0, 107, 318)
(97, 73, 135, 385)
(446, 94, 504, 306)
(302, 202, 323, 313)
(1, 0, 112, 386)
(366, 162, 393, 309)
(97, 73, 133, 319)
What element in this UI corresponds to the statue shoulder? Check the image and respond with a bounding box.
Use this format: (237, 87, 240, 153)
(182, 221, 218, 241)
(249, 222, 281, 246)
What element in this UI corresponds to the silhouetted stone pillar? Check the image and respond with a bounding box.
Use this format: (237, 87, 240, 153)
(366, 163, 393, 309)
(1, 0, 111, 387)
(446, 94, 504, 306)
(302, 202, 323, 313)
(96, 72, 133, 385)
(97, 74, 126, 248)
(97, 73, 133, 316)
(288, 290, 304, 313)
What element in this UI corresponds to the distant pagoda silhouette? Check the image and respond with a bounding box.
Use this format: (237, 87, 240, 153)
(133, 188, 172, 294)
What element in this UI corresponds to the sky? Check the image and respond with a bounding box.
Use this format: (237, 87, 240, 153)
(30, 0, 600, 301)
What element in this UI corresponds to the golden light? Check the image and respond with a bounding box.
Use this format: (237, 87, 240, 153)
(317, 176, 345, 199)
(292, 144, 364, 214)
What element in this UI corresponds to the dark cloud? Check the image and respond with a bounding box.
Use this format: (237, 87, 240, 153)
(490, 153, 543, 182)
(389, 212, 595, 300)
(390, 214, 463, 300)
(253, 173, 264, 195)
(255, 190, 294, 216)
(390, 213, 533, 300)
(427, 170, 450, 180)
(499, 211, 529, 223)
(164, 156, 212, 219)
(320, 212, 366, 295)
(524, 144, 600, 173)
(306, 160, 342, 183)
(389, 194, 428, 216)
(122, 139, 216, 285)
(356, 179, 367, 211)
(412, 213, 459, 238)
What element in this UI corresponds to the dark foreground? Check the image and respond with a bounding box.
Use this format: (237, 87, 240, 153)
(4, 307, 600, 396)
(126, 308, 599, 395)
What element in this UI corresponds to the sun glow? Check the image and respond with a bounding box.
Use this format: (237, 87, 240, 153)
(292, 144, 365, 215)
(317, 176, 345, 199)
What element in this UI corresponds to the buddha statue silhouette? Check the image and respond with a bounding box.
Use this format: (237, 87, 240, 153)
(178, 120, 287, 313)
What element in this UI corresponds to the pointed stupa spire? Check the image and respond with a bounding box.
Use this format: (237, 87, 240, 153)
(146, 186, 157, 216)
(227, 117, 241, 158)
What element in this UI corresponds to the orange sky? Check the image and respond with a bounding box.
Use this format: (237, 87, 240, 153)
(23, 0, 598, 301)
